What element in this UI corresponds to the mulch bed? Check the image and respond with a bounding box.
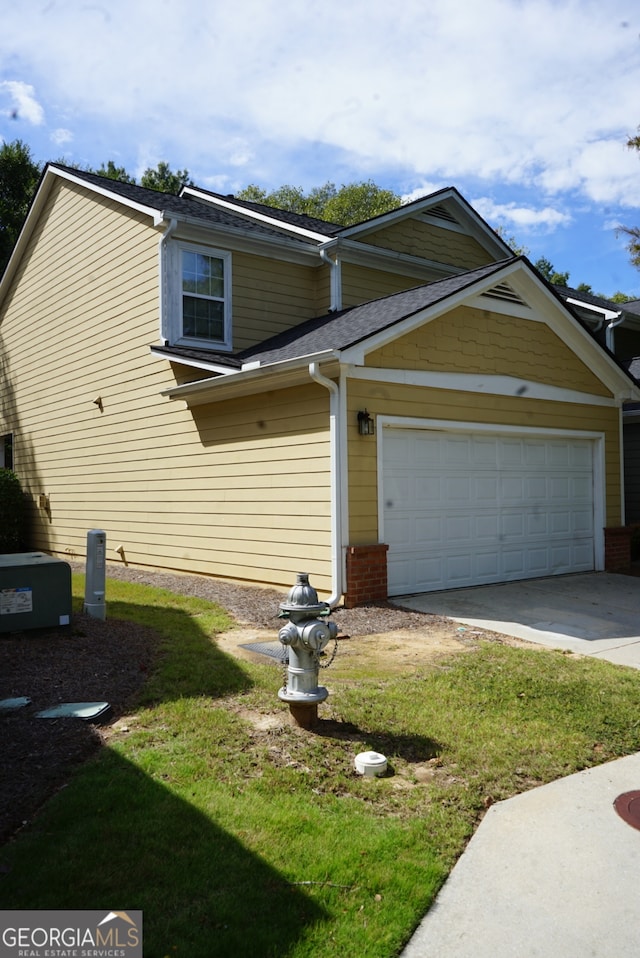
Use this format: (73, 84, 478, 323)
(0, 614, 159, 846)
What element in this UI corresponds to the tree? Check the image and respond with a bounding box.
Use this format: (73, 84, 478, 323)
(236, 179, 401, 226)
(0, 139, 41, 277)
(609, 291, 636, 303)
(94, 160, 136, 184)
(619, 127, 640, 268)
(140, 161, 193, 193)
(533, 256, 570, 286)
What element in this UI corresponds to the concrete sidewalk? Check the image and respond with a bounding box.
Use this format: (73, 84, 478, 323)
(395, 572, 640, 668)
(401, 753, 640, 957)
(397, 573, 640, 957)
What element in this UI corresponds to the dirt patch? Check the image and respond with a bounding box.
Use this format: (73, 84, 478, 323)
(217, 622, 488, 675)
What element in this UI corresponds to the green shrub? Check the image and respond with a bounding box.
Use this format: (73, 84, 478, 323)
(0, 468, 25, 552)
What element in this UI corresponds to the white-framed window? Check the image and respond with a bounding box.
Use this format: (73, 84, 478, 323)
(165, 242, 232, 350)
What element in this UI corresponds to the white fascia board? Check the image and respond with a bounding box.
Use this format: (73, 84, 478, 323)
(50, 166, 165, 224)
(338, 187, 512, 259)
(508, 269, 640, 400)
(565, 297, 620, 321)
(162, 351, 340, 405)
(0, 169, 56, 303)
(181, 186, 331, 242)
(347, 366, 620, 407)
(149, 348, 238, 375)
(338, 188, 461, 238)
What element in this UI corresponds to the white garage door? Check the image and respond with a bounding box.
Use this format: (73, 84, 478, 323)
(383, 428, 595, 595)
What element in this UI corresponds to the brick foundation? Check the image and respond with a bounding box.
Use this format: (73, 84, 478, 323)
(344, 543, 389, 608)
(604, 526, 632, 573)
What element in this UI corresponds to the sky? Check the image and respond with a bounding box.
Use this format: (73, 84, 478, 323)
(1, 0, 640, 299)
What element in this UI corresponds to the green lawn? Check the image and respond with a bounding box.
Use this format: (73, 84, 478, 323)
(2, 574, 640, 957)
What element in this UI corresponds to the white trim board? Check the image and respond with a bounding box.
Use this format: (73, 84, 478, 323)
(347, 366, 618, 407)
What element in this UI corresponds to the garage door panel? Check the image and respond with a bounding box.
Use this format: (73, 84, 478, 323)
(476, 514, 500, 538)
(415, 516, 442, 545)
(416, 476, 442, 503)
(476, 477, 499, 502)
(384, 429, 595, 595)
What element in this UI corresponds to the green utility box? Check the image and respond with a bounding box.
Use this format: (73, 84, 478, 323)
(0, 553, 72, 633)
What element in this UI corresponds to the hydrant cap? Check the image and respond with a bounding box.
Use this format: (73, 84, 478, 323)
(279, 572, 329, 617)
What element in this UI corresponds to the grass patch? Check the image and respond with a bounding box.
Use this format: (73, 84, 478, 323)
(2, 576, 640, 957)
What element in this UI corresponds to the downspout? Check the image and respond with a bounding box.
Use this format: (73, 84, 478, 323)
(319, 245, 342, 312)
(309, 362, 342, 608)
(606, 310, 624, 353)
(158, 217, 178, 342)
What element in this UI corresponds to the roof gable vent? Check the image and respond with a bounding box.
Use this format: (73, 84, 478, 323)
(481, 283, 529, 308)
(424, 204, 459, 226)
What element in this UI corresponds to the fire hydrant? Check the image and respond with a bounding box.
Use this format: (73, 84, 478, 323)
(277, 573, 339, 728)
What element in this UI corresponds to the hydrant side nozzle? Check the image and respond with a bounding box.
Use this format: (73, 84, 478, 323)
(279, 621, 299, 646)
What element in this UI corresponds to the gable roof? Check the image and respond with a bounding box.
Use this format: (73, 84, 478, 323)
(162, 256, 640, 406)
(182, 183, 514, 261)
(237, 260, 509, 367)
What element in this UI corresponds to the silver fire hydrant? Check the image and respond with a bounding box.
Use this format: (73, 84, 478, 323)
(277, 573, 339, 728)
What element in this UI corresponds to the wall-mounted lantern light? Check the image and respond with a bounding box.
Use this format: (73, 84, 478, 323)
(357, 409, 375, 436)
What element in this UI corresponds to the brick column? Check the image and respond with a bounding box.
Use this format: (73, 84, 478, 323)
(345, 543, 389, 608)
(604, 526, 631, 573)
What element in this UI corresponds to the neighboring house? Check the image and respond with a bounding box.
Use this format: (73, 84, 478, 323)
(1, 164, 638, 606)
(553, 286, 640, 526)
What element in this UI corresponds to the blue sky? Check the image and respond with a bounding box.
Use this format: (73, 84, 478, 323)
(2, 0, 640, 298)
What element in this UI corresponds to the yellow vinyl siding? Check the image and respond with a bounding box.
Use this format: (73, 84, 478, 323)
(366, 305, 612, 397)
(346, 379, 622, 545)
(231, 253, 319, 349)
(0, 179, 334, 593)
(341, 263, 423, 309)
(361, 219, 494, 270)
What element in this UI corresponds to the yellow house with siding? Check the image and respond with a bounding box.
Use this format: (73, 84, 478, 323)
(0, 165, 637, 605)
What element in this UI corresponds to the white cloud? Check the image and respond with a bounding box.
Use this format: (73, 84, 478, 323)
(0, 0, 639, 215)
(472, 198, 572, 233)
(50, 128, 72, 146)
(0, 80, 44, 124)
(402, 182, 449, 204)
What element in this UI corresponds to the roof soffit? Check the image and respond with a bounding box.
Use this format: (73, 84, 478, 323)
(335, 236, 462, 280)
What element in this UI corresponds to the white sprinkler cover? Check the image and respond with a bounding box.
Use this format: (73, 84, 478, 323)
(355, 751, 388, 777)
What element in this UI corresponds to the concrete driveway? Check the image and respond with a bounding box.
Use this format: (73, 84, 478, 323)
(394, 572, 640, 669)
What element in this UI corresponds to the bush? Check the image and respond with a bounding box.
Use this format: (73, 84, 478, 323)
(0, 468, 25, 552)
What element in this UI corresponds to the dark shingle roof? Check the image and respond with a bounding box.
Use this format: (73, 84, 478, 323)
(181, 186, 342, 237)
(238, 259, 513, 366)
(48, 165, 314, 245)
(151, 344, 242, 370)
